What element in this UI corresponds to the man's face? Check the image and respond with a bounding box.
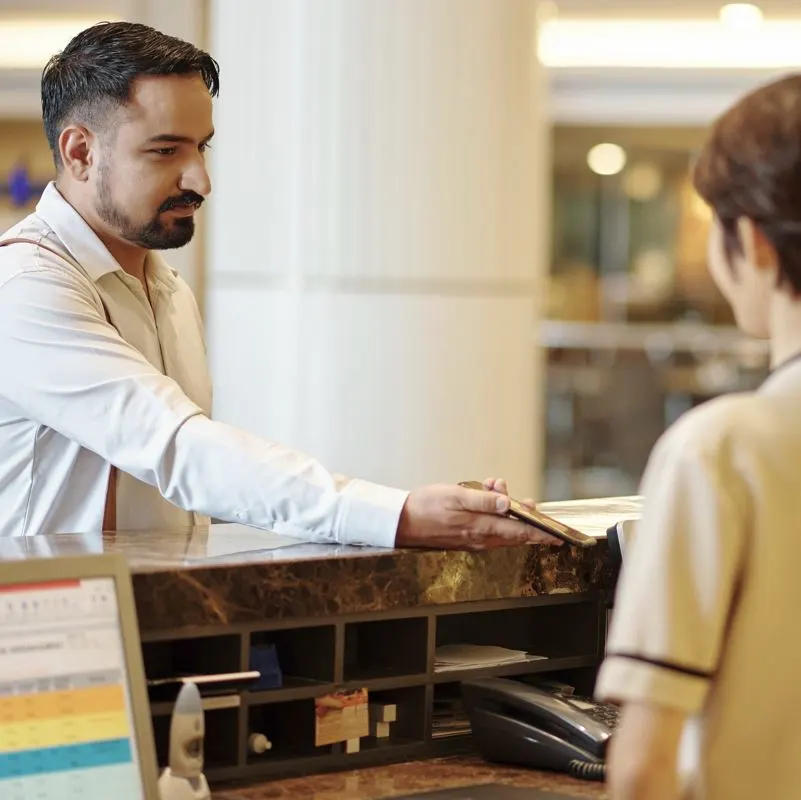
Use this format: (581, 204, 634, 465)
(93, 74, 213, 250)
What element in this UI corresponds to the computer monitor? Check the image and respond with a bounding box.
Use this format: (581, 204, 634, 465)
(0, 554, 159, 800)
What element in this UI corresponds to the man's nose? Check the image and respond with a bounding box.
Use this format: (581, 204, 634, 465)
(180, 159, 212, 197)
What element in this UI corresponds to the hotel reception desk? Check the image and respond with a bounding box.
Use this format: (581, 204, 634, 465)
(0, 497, 638, 799)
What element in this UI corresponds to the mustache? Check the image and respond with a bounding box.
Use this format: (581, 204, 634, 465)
(159, 192, 204, 212)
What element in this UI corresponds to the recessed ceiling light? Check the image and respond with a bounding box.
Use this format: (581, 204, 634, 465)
(623, 164, 663, 201)
(587, 143, 627, 176)
(719, 3, 764, 31)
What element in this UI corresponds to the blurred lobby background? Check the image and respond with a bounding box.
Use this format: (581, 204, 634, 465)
(0, 0, 792, 501)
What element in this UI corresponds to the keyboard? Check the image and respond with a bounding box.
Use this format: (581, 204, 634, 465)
(565, 694, 620, 730)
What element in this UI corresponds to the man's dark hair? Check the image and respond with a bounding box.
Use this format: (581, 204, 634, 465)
(41, 21, 220, 168)
(693, 73, 801, 296)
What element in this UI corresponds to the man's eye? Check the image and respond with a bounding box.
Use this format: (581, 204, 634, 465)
(199, 142, 212, 153)
(152, 147, 176, 156)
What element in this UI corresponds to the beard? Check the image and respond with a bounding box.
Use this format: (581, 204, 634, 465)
(95, 166, 202, 250)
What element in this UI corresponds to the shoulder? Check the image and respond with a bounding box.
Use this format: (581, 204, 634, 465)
(659, 392, 758, 453)
(646, 392, 767, 491)
(0, 214, 89, 291)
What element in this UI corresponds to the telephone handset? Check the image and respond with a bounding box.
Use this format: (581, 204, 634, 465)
(461, 678, 613, 781)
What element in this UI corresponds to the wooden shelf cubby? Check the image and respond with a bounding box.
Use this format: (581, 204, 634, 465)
(137, 592, 609, 785)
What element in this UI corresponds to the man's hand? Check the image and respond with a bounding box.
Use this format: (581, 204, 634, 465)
(395, 477, 563, 550)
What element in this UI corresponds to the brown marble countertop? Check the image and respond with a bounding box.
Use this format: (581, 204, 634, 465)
(0, 497, 640, 633)
(215, 757, 607, 799)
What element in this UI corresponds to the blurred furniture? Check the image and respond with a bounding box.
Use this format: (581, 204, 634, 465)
(541, 321, 769, 500)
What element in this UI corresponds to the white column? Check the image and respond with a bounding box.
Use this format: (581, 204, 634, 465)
(206, 0, 550, 495)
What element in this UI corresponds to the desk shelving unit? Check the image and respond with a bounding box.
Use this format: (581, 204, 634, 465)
(139, 592, 608, 785)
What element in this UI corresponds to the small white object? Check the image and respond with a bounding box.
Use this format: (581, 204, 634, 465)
(248, 732, 273, 754)
(158, 682, 211, 800)
(369, 703, 397, 723)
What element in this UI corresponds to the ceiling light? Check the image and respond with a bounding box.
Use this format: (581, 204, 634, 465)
(623, 164, 663, 201)
(0, 16, 119, 70)
(719, 4, 764, 31)
(538, 18, 801, 69)
(587, 143, 627, 176)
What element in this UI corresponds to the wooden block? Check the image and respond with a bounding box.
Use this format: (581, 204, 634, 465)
(315, 689, 369, 747)
(345, 738, 361, 754)
(369, 703, 397, 723)
(371, 721, 391, 739)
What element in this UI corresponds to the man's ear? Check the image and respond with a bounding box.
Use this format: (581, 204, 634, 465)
(736, 216, 779, 274)
(58, 125, 96, 182)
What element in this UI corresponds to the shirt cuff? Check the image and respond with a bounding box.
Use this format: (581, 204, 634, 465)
(337, 479, 409, 548)
(595, 654, 711, 714)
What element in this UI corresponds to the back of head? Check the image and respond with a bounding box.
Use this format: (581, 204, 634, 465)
(41, 21, 220, 169)
(693, 73, 801, 296)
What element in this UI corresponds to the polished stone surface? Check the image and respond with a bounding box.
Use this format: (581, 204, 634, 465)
(215, 757, 607, 799)
(0, 497, 640, 633)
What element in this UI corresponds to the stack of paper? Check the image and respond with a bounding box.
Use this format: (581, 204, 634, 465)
(434, 644, 546, 673)
(432, 696, 472, 739)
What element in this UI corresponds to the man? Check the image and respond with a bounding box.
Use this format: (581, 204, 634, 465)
(596, 73, 801, 799)
(0, 21, 556, 550)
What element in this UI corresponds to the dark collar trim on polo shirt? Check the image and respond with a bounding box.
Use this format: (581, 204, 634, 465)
(607, 651, 713, 680)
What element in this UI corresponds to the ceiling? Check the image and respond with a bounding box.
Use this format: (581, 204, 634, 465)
(552, 0, 801, 17)
(0, 0, 121, 11)
(0, 1, 795, 126)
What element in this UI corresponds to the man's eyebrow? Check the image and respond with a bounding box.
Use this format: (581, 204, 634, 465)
(144, 130, 215, 145)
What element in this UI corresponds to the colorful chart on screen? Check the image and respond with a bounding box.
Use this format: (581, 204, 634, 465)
(0, 577, 145, 800)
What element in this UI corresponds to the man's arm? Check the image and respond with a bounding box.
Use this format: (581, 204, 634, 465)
(0, 265, 558, 548)
(608, 702, 686, 800)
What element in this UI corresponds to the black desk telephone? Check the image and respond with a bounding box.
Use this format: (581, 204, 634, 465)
(461, 678, 616, 782)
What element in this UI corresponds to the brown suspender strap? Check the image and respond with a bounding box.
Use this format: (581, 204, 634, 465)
(0, 236, 117, 531)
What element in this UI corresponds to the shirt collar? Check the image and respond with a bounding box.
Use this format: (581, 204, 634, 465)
(761, 350, 801, 395)
(35, 181, 179, 292)
(146, 251, 179, 293)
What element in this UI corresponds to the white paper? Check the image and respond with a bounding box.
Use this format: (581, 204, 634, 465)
(433, 643, 547, 672)
(540, 495, 642, 539)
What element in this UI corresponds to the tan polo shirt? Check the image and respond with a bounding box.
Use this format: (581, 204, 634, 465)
(596, 357, 801, 799)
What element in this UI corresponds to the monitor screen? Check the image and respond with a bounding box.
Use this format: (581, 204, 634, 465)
(0, 576, 146, 800)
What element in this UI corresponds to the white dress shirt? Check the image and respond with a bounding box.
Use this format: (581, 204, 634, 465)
(0, 183, 407, 543)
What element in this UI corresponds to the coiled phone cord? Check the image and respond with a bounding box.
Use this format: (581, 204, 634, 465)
(568, 759, 606, 782)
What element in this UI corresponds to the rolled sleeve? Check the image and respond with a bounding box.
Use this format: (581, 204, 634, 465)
(596, 654, 711, 714)
(595, 415, 747, 715)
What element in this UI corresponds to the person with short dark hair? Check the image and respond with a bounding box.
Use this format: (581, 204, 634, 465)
(596, 74, 801, 800)
(0, 21, 560, 550)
